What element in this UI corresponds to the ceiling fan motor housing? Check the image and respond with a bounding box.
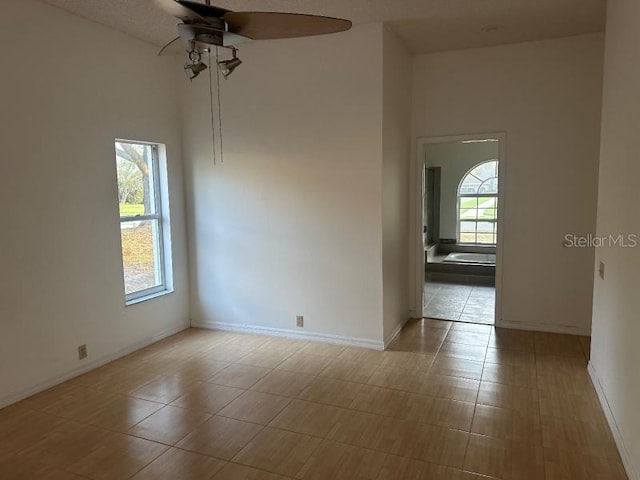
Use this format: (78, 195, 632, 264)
(178, 21, 225, 47)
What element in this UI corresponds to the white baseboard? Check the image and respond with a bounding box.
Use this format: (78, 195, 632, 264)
(497, 319, 591, 336)
(192, 321, 384, 350)
(588, 361, 638, 480)
(384, 316, 411, 349)
(0, 322, 190, 410)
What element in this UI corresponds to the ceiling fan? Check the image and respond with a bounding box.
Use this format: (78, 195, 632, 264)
(155, 0, 353, 78)
(155, 0, 352, 165)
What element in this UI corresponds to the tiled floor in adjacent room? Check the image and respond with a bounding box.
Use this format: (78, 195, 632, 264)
(0, 324, 627, 479)
(424, 281, 496, 324)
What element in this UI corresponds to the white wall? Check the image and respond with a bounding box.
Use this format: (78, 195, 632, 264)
(590, 1, 640, 477)
(181, 24, 387, 346)
(424, 141, 499, 240)
(0, 0, 190, 406)
(382, 28, 412, 344)
(411, 33, 605, 334)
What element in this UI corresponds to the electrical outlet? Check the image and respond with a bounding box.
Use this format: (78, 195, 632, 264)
(78, 344, 88, 360)
(296, 315, 304, 328)
(598, 261, 605, 280)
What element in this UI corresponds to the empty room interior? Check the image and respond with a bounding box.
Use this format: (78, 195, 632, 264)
(1, 0, 639, 479)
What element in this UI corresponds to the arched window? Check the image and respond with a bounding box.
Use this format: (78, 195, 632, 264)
(458, 160, 498, 245)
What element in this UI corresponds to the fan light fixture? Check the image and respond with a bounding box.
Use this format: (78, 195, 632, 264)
(217, 49, 242, 78)
(185, 49, 208, 80)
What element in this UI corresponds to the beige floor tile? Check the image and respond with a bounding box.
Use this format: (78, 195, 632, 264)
(298, 342, 346, 358)
(170, 383, 244, 414)
(90, 368, 161, 395)
(377, 454, 466, 480)
(367, 365, 429, 393)
(481, 363, 537, 388)
(380, 351, 436, 371)
(484, 347, 535, 369)
(402, 394, 475, 431)
(66, 432, 168, 480)
(177, 415, 263, 460)
(471, 404, 542, 444)
(417, 374, 480, 403)
(235, 348, 295, 369)
(438, 342, 487, 362)
(132, 447, 226, 479)
(297, 376, 363, 408)
(80, 396, 164, 432)
(349, 384, 412, 418)
(296, 439, 388, 480)
(534, 332, 585, 357)
(325, 408, 384, 449)
(476, 382, 539, 413)
(68, 364, 125, 389)
(538, 387, 606, 424)
(387, 335, 444, 355)
(421, 318, 454, 330)
(218, 391, 291, 425)
(464, 434, 545, 480)
(16, 421, 111, 470)
(128, 405, 212, 444)
(209, 364, 271, 389)
(269, 399, 345, 438)
(130, 376, 200, 404)
(40, 385, 119, 421)
(337, 347, 386, 365)
(540, 415, 620, 460)
(445, 330, 490, 347)
(543, 448, 627, 480)
(203, 343, 260, 362)
(398, 422, 469, 468)
(168, 358, 231, 382)
(212, 462, 291, 480)
(319, 359, 378, 383)
(0, 406, 67, 454)
(250, 370, 314, 398)
(488, 329, 534, 352)
(431, 357, 484, 381)
(0, 452, 87, 480)
(233, 427, 321, 477)
(275, 352, 334, 375)
(0, 328, 617, 480)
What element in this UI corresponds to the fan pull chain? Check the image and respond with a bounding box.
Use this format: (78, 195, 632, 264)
(215, 46, 224, 164)
(207, 49, 217, 166)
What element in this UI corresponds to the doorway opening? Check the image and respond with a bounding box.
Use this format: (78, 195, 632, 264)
(418, 134, 505, 325)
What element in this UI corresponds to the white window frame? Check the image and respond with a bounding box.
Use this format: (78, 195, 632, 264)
(116, 140, 171, 304)
(457, 159, 499, 246)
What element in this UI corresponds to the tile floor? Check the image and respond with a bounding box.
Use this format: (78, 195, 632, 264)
(424, 281, 495, 324)
(0, 325, 626, 480)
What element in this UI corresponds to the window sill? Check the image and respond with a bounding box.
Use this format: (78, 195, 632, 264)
(126, 289, 174, 306)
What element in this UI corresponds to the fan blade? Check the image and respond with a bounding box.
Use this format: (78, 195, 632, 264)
(153, 0, 211, 24)
(158, 36, 184, 56)
(224, 12, 352, 40)
(176, 0, 230, 19)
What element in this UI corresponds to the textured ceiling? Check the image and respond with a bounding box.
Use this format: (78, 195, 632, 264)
(38, 0, 606, 54)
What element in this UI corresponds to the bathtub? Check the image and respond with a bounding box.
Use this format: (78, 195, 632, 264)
(443, 252, 496, 265)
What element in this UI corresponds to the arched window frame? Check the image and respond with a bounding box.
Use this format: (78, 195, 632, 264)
(457, 159, 498, 245)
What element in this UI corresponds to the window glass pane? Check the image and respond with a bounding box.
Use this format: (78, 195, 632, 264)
(469, 160, 497, 181)
(460, 176, 481, 194)
(460, 208, 479, 220)
(478, 177, 498, 194)
(121, 219, 162, 295)
(460, 232, 476, 243)
(460, 221, 476, 233)
(477, 233, 494, 244)
(116, 142, 157, 217)
(481, 208, 497, 220)
(477, 222, 495, 233)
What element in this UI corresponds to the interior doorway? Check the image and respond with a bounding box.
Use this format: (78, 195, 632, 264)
(414, 134, 505, 325)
